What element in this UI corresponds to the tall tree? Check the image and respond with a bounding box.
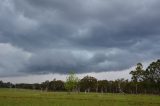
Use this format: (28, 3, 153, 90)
(145, 60, 160, 83)
(49, 79, 65, 91)
(145, 60, 160, 94)
(65, 72, 79, 93)
(80, 76, 97, 92)
(130, 63, 144, 82)
(41, 80, 50, 91)
(130, 63, 144, 94)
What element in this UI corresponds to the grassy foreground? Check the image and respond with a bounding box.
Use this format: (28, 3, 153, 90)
(0, 89, 160, 106)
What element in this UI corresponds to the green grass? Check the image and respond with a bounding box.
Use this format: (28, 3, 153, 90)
(0, 89, 160, 106)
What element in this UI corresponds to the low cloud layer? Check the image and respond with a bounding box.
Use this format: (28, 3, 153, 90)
(0, 0, 160, 77)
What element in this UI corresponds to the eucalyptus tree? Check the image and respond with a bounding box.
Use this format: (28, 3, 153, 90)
(145, 60, 160, 94)
(130, 63, 144, 94)
(65, 72, 79, 93)
(80, 76, 97, 92)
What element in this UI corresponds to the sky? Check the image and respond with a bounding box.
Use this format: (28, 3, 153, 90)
(0, 0, 160, 83)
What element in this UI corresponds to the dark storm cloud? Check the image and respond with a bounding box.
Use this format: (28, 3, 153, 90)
(22, 50, 127, 74)
(0, 0, 160, 76)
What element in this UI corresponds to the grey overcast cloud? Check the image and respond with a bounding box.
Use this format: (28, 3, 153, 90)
(0, 0, 160, 82)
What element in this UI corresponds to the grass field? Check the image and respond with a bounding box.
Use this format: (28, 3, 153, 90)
(0, 89, 160, 106)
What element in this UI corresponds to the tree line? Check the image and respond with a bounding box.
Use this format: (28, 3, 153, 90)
(0, 59, 160, 94)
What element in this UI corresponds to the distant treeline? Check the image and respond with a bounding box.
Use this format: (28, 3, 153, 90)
(0, 59, 160, 94)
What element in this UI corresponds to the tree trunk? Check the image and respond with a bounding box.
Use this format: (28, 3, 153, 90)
(136, 84, 137, 94)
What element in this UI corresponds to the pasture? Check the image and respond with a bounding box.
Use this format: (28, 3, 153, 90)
(0, 88, 159, 106)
